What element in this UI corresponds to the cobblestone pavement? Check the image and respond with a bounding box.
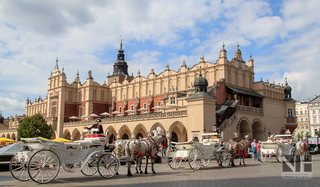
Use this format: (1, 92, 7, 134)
(1, 155, 319, 187)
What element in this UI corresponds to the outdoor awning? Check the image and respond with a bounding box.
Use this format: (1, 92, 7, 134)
(226, 86, 264, 98)
(216, 105, 228, 116)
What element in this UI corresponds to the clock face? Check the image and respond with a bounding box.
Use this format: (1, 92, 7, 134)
(238, 62, 242, 69)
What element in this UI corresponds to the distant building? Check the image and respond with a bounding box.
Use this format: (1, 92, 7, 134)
(0, 41, 297, 143)
(295, 101, 310, 135)
(308, 95, 320, 137)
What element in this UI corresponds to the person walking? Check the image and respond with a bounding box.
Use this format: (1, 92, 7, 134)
(257, 141, 261, 162)
(251, 139, 258, 161)
(161, 143, 166, 157)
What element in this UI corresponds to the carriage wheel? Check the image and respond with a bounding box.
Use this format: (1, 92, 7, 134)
(81, 154, 99, 176)
(167, 149, 182, 170)
(98, 154, 119, 179)
(27, 150, 60, 184)
(10, 154, 30, 181)
(259, 153, 267, 163)
(188, 148, 203, 170)
(276, 147, 285, 163)
(220, 153, 231, 168)
(201, 159, 210, 167)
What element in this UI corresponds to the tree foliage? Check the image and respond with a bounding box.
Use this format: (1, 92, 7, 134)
(18, 113, 54, 139)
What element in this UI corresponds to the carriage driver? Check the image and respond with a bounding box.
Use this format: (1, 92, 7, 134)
(83, 119, 104, 134)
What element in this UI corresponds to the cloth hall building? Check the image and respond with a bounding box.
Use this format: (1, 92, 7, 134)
(1, 42, 297, 143)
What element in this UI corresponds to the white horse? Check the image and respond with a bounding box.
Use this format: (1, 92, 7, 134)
(125, 134, 164, 176)
(296, 132, 310, 161)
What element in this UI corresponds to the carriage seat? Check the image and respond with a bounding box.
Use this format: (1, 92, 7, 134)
(85, 134, 105, 138)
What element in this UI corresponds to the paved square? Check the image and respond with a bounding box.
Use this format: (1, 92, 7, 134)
(1, 155, 319, 187)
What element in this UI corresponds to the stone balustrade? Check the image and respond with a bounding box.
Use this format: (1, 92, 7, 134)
(64, 110, 188, 127)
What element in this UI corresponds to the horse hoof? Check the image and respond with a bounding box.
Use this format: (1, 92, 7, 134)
(116, 172, 119, 175)
(127, 173, 133, 176)
(136, 171, 139, 173)
(153, 171, 156, 174)
(140, 171, 143, 174)
(144, 171, 148, 174)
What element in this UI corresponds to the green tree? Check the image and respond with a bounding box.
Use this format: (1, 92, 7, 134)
(315, 131, 320, 138)
(18, 113, 54, 139)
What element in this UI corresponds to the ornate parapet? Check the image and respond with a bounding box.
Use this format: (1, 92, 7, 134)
(0, 128, 18, 133)
(236, 105, 263, 114)
(64, 110, 188, 127)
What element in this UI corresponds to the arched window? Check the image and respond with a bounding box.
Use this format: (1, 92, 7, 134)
(136, 133, 143, 139)
(122, 133, 129, 139)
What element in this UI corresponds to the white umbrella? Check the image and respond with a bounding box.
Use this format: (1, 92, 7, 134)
(100, 112, 110, 118)
(100, 112, 110, 116)
(112, 111, 121, 115)
(124, 109, 135, 113)
(69, 116, 78, 122)
(89, 113, 99, 118)
(81, 115, 90, 120)
(137, 108, 148, 111)
(152, 106, 164, 109)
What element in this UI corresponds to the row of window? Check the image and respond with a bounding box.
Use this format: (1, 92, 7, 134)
(296, 109, 320, 115)
(298, 118, 309, 122)
(297, 125, 309, 129)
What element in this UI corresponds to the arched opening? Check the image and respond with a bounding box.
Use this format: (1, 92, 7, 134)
(6, 134, 10, 139)
(252, 120, 264, 141)
(109, 134, 115, 144)
(280, 128, 286, 134)
(122, 133, 129, 139)
(169, 121, 187, 142)
(2, 134, 5, 138)
(118, 125, 131, 140)
(73, 131, 81, 141)
(63, 130, 71, 140)
(150, 123, 166, 136)
(11, 133, 16, 140)
(106, 126, 116, 144)
(133, 124, 148, 138)
(239, 119, 251, 140)
(136, 133, 143, 139)
(171, 131, 178, 142)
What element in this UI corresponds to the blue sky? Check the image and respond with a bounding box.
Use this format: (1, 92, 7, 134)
(0, 0, 320, 118)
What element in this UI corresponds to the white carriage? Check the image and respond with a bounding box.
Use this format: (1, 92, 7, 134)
(260, 134, 300, 163)
(167, 132, 230, 170)
(9, 129, 119, 184)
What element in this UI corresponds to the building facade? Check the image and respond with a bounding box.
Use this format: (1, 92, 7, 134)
(1, 42, 297, 143)
(308, 96, 320, 137)
(295, 101, 310, 135)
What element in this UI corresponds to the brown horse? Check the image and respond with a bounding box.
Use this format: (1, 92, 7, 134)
(226, 138, 247, 166)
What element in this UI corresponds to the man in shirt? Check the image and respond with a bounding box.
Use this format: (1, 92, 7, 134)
(251, 139, 258, 161)
(84, 119, 103, 134)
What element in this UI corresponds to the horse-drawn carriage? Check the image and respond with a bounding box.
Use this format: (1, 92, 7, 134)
(167, 132, 230, 170)
(260, 134, 300, 163)
(9, 129, 119, 184)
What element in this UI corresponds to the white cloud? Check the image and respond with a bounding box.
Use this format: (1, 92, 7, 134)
(0, 0, 320, 117)
(0, 95, 25, 117)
